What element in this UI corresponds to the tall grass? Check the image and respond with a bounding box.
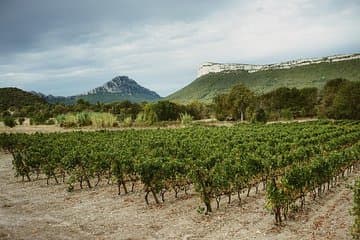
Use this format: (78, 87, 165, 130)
(76, 112, 92, 126)
(56, 112, 117, 128)
(180, 112, 193, 126)
(90, 112, 117, 128)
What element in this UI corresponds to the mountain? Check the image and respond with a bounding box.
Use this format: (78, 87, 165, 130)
(0, 87, 47, 111)
(167, 53, 360, 103)
(44, 76, 161, 104)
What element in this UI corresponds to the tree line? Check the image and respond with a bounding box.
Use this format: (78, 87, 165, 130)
(1, 78, 359, 127)
(214, 78, 360, 122)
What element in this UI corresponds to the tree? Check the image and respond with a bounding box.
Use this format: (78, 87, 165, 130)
(253, 108, 267, 123)
(227, 84, 255, 121)
(331, 81, 360, 119)
(52, 104, 68, 115)
(185, 101, 210, 120)
(4, 116, 17, 128)
(319, 78, 349, 118)
(145, 101, 184, 122)
(214, 94, 230, 120)
(109, 101, 142, 120)
(319, 79, 359, 119)
(299, 87, 318, 117)
(74, 99, 91, 112)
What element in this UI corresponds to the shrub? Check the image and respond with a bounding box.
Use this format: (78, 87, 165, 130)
(58, 114, 77, 128)
(18, 117, 25, 125)
(2, 110, 11, 118)
(56, 114, 66, 125)
(123, 116, 133, 127)
(57, 112, 117, 128)
(76, 112, 92, 126)
(180, 112, 193, 125)
(45, 119, 56, 125)
(90, 112, 117, 128)
(61, 121, 77, 128)
(142, 107, 158, 124)
(4, 117, 17, 128)
(135, 112, 146, 123)
(280, 109, 293, 120)
(253, 108, 267, 123)
(30, 114, 48, 125)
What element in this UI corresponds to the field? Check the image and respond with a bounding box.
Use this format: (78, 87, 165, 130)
(0, 120, 359, 239)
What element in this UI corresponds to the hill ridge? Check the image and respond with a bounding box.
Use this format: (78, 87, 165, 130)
(198, 53, 360, 77)
(168, 53, 360, 103)
(41, 75, 161, 104)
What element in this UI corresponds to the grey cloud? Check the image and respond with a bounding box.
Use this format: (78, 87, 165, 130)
(0, 0, 236, 54)
(0, 0, 359, 96)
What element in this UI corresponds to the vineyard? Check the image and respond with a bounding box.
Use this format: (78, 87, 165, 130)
(0, 120, 359, 225)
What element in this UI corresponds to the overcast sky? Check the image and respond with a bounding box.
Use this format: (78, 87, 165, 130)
(0, 0, 359, 96)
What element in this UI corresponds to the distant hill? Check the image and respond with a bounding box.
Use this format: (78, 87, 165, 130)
(43, 76, 161, 104)
(167, 54, 360, 103)
(0, 87, 47, 111)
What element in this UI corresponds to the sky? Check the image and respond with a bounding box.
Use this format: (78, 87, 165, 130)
(0, 0, 359, 97)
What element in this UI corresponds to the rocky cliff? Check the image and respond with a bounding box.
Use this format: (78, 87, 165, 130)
(198, 53, 360, 77)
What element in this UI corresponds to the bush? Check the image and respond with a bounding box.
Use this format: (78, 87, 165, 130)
(143, 105, 159, 124)
(180, 112, 193, 125)
(56, 114, 66, 125)
(253, 108, 267, 123)
(280, 109, 293, 120)
(90, 112, 117, 128)
(57, 112, 117, 128)
(18, 117, 25, 125)
(30, 114, 48, 125)
(61, 121, 77, 128)
(76, 112, 92, 126)
(45, 119, 56, 125)
(58, 114, 77, 128)
(4, 117, 17, 128)
(122, 116, 133, 127)
(135, 112, 146, 123)
(2, 110, 11, 118)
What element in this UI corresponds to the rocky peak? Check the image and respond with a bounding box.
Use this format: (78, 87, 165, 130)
(88, 76, 160, 98)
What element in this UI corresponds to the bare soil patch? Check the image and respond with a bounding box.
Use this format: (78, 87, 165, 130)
(0, 152, 356, 239)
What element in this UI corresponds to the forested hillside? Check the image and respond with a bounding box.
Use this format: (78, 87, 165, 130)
(0, 87, 47, 111)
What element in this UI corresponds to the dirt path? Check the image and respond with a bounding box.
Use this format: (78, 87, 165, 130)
(0, 152, 357, 239)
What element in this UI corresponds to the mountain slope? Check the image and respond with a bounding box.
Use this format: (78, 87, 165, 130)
(45, 76, 161, 104)
(167, 55, 360, 103)
(0, 87, 47, 111)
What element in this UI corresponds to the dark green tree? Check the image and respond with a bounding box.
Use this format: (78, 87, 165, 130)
(253, 108, 267, 123)
(319, 78, 349, 118)
(4, 116, 17, 128)
(227, 84, 255, 121)
(331, 81, 360, 119)
(214, 94, 230, 121)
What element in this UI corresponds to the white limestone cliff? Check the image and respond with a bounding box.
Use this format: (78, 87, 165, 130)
(197, 53, 360, 78)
